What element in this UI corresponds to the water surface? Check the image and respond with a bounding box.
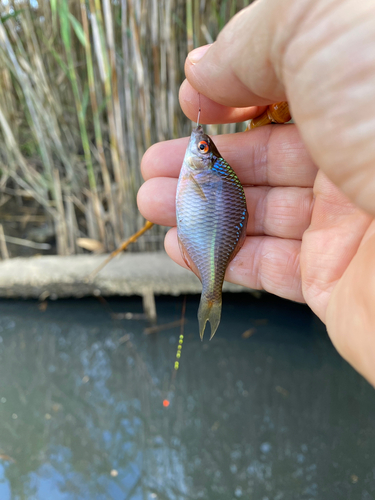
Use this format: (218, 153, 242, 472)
(0, 294, 373, 500)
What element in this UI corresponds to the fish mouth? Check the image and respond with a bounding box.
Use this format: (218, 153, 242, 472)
(191, 125, 205, 141)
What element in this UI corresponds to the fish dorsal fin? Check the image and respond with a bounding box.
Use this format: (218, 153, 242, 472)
(177, 236, 201, 281)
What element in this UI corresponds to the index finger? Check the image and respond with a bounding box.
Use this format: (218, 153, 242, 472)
(179, 79, 267, 124)
(141, 124, 317, 188)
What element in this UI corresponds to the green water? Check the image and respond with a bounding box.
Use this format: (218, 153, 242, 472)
(0, 294, 373, 500)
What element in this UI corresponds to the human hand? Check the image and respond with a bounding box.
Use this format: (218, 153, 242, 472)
(138, 0, 375, 386)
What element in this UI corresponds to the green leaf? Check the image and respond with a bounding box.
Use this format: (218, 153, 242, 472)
(50, 0, 57, 28)
(0, 9, 24, 23)
(40, 34, 69, 75)
(59, 0, 71, 49)
(68, 13, 87, 47)
(81, 83, 89, 118)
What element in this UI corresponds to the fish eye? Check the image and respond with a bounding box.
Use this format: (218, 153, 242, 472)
(198, 141, 209, 154)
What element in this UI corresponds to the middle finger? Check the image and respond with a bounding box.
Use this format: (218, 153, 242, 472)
(138, 178, 314, 240)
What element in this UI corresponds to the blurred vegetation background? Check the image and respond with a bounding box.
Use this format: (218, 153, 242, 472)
(0, 0, 250, 258)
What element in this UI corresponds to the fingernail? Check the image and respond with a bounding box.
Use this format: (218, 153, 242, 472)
(188, 44, 211, 64)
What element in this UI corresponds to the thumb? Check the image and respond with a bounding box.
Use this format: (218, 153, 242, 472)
(185, 0, 287, 107)
(184, 0, 375, 216)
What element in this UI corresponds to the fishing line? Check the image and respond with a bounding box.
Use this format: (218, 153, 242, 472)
(174, 295, 186, 371)
(162, 295, 187, 408)
(197, 92, 201, 126)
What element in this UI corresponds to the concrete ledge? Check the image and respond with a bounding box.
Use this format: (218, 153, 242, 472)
(0, 251, 249, 299)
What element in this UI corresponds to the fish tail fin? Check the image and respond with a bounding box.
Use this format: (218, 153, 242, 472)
(198, 294, 222, 341)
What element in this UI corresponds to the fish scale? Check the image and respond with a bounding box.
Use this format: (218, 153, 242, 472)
(176, 125, 248, 340)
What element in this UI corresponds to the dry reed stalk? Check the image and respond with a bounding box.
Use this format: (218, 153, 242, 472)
(19, 11, 76, 183)
(129, 4, 151, 150)
(150, 0, 163, 143)
(156, 0, 167, 141)
(193, 0, 201, 48)
(59, 0, 106, 244)
(186, 0, 194, 53)
(1, 215, 46, 222)
(91, 0, 125, 187)
(1, 20, 55, 192)
(102, 0, 128, 178)
(90, 0, 127, 240)
(166, 0, 177, 138)
(65, 196, 82, 254)
(0, 224, 10, 259)
(121, 0, 137, 177)
(0, 232, 51, 250)
(0, 108, 50, 209)
(80, 1, 119, 243)
(85, 195, 99, 242)
(53, 168, 68, 255)
(0, 67, 15, 128)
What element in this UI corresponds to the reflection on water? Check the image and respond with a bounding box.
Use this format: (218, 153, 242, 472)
(0, 294, 374, 500)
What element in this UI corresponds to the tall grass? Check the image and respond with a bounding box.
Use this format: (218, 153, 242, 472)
(0, 0, 250, 256)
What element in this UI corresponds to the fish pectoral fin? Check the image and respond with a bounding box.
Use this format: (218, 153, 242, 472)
(177, 237, 201, 280)
(198, 294, 222, 340)
(189, 173, 208, 202)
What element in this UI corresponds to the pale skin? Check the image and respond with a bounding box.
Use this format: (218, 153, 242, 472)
(137, 0, 375, 386)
